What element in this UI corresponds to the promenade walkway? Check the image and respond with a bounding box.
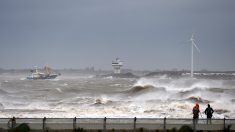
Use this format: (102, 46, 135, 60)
(1, 117, 235, 131)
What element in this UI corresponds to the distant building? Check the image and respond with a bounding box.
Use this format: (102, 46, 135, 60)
(112, 58, 123, 74)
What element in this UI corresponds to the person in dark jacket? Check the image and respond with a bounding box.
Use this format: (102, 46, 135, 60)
(193, 103, 200, 119)
(205, 104, 214, 124)
(192, 102, 200, 125)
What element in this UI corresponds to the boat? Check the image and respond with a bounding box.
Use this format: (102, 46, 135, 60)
(26, 66, 61, 80)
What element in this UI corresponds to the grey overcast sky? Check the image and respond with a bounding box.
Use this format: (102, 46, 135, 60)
(0, 0, 235, 70)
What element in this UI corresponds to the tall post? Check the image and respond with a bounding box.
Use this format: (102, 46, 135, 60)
(103, 117, 107, 132)
(134, 117, 137, 131)
(43, 117, 46, 132)
(191, 40, 194, 78)
(73, 117, 77, 131)
(223, 118, 226, 130)
(163, 117, 166, 132)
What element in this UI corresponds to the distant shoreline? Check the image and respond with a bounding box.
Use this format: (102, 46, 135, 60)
(1, 68, 235, 73)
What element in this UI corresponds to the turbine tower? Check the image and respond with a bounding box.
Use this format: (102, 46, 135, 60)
(190, 34, 200, 77)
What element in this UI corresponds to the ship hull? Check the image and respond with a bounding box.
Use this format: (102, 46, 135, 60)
(26, 74, 58, 80)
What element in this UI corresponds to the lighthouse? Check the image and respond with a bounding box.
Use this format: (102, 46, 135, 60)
(112, 58, 123, 74)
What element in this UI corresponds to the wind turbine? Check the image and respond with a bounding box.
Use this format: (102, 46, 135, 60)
(190, 33, 200, 78)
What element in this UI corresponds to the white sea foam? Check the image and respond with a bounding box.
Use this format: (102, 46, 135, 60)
(55, 88, 62, 93)
(0, 73, 234, 118)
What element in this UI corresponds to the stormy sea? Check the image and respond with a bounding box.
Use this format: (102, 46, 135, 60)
(0, 70, 235, 119)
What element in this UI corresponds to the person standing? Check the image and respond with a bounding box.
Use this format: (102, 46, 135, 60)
(193, 103, 200, 119)
(193, 102, 200, 126)
(7, 116, 16, 129)
(205, 104, 214, 124)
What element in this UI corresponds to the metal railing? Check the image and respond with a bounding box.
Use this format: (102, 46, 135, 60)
(0, 117, 234, 131)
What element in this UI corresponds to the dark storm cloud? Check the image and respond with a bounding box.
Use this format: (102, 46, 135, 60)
(0, 0, 234, 70)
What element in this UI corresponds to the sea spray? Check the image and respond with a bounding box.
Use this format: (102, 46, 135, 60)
(0, 73, 234, 118)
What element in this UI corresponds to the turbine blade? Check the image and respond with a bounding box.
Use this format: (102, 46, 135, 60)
(193, 42, 200, 52)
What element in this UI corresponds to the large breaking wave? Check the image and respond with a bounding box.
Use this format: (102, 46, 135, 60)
(0, 73, 235, 118)
(125, 77, 235, 118)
